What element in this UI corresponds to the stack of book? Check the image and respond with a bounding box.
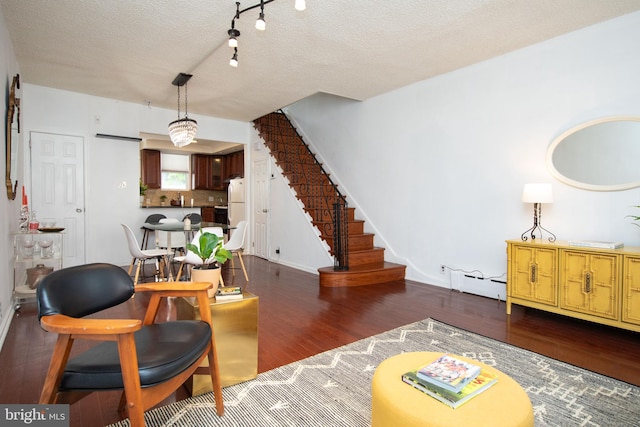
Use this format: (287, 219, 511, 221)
(401, 354, 498, 409)
(214, 286, 243, 301)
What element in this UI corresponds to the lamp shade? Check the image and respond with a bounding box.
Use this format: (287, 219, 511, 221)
(168, 117, 198, 148)
(522, 183, 553, 203)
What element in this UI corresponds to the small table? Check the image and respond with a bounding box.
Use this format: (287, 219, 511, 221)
(175, 292, 258, 395)
(143, 221, 231, 248)
(371, 352, 534, 427)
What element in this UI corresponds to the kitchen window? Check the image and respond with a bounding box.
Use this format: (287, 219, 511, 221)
(161, 153, 190, 190)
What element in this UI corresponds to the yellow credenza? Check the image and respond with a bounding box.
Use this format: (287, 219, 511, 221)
(506, 239, 640, 333)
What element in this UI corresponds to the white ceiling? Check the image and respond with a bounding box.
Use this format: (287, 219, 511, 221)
(2, 0, 640, 123)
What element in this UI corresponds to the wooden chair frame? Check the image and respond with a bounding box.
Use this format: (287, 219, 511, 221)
(38, 281, 224, 427)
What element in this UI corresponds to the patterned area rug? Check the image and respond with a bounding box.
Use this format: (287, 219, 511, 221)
(109, 318, 640, 427)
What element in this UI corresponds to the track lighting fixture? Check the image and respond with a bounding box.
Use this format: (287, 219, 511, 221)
(227, 0, 305, 67)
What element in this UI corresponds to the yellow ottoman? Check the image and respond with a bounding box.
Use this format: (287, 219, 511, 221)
(371, 352, 534, 427)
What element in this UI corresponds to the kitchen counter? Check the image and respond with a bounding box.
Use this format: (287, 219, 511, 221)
(141, 205, 221, 209)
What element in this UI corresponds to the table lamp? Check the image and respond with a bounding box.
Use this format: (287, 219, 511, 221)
(521, 183, 556, 242)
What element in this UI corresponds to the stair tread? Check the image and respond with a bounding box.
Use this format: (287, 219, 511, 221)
(318, 261, 405, 274)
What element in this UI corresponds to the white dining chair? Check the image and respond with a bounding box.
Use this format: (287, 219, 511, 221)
(224, 220, 248, 282)
(122, 224, 173, 286)
(174, 227, 225, 285)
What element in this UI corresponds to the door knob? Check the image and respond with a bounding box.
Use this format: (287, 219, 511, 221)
(263, 209, 268, 213)
(76, 208, 83, 213)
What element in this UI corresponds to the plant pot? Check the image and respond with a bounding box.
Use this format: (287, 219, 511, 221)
(191, 266, 221, 298)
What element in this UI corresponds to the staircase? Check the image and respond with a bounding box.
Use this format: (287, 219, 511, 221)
(253, 112, 405, 287)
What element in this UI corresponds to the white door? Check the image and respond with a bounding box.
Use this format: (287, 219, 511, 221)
(30, 132, 85, 268)
(252, 158, 269, 259)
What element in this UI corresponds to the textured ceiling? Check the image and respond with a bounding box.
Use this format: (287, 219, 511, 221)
(2, 0, 640, 122)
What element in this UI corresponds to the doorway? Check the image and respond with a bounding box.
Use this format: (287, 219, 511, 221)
(30, 131, 86, 268)
(252, 158, 269, 259)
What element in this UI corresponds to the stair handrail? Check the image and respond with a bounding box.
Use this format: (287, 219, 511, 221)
(254, 111, 349, 270)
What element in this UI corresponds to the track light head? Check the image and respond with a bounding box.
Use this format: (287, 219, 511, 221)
(230, 48, 239, 67)
(255, 12, 265, 30)
(228, 28, 240, 47)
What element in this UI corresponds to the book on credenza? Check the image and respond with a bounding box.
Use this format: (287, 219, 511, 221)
(215, 286, 243, 301)
(402, 368, 498, 409)
(568, 240, 624, 249)
(415, 354, 482, 393)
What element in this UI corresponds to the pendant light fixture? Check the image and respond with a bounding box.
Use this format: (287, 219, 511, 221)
(226, 0, 306, 67)
(168, 73, 197, 148)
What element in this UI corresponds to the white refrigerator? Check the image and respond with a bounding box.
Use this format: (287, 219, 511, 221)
(228, 178, 245, 229)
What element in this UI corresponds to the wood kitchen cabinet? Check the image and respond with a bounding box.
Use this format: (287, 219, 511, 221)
(506, 239, 640, 332)
(141, 149, 161, 189)
(224, 150, 244, 179)
(201, 207, 215, 222)
(192, 154, 224, 190)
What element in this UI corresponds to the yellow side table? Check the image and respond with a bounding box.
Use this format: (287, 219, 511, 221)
(176, 292, 258, 395)
(371, 352, 534, 427)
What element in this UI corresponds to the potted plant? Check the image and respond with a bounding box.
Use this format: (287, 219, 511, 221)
(139, 179, 148, 205)
(186, 232, 233, 297)
(159, 194, 168, 206)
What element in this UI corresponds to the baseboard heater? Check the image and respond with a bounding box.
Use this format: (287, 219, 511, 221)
(450, 271, 506, 301)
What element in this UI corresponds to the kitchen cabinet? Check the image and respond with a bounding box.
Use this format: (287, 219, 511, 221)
(506, 239, 640, 332)
(201, 207, 215, 222)
(224, 150, 244, 179)
(192, 154, 224, 190)
(141, 149, 161, 189)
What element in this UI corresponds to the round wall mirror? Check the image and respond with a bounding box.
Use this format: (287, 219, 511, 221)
(546, 116, 640, 191)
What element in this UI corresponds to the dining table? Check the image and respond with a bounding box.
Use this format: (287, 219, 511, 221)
(143, 221, 230, 246)
(142, 221, 233, 281)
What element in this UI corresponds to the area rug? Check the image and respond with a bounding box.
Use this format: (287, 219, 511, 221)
(109, 318, 640, 427)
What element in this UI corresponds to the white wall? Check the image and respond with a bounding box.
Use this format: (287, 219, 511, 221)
(21, 85, 251, 267)
(284, 12, 640, 288)
(0, 6, 22, 347)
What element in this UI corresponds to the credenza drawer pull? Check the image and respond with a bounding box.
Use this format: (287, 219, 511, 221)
(530, 264, 537, 283)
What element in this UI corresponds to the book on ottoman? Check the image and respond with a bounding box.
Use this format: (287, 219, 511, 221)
(415, 354, 481, 392)
(402, 368, 498, 409)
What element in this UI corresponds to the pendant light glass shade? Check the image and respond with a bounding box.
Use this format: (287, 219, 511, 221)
(168, 73, 197, 148)
(168, 117, 198, 148)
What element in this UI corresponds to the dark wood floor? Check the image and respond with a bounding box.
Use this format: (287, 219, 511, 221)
(1, 256, 639, 426)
